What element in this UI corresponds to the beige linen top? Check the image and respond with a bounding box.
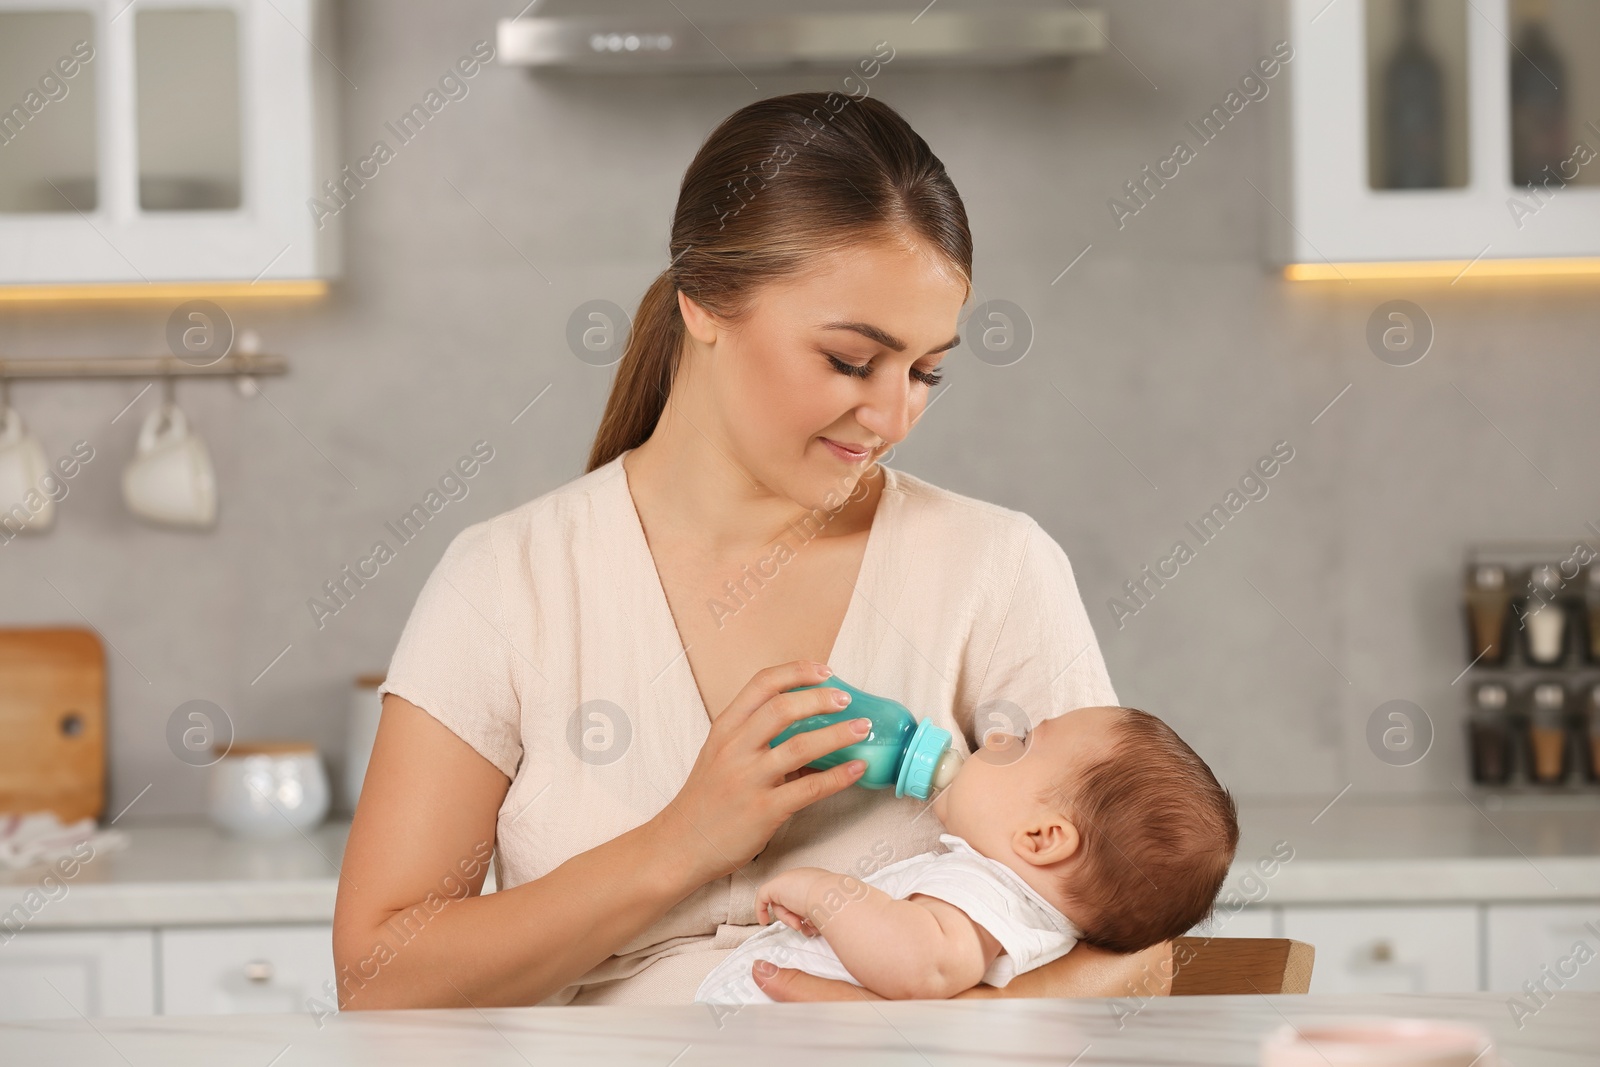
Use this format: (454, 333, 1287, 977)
(377, 447, 1117, 1006)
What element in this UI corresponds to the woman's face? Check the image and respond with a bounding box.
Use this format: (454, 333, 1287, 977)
(681, 237, 967, 511)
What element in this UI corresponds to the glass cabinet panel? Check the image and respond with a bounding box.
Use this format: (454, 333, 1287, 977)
(1510, 0, 1599, 188)
(1365, 0, 1471, 190)
(135, 8, 242, 210)
(0, 12, 98, 213)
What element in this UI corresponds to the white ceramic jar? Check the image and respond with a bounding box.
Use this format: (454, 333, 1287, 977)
(207, 742, 331, 839)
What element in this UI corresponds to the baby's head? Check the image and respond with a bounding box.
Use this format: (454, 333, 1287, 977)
(931, 705, 1238, 954)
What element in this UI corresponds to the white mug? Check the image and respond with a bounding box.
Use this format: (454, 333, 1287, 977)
(122, 402, 217, 528)
(0, 404, 55, 534)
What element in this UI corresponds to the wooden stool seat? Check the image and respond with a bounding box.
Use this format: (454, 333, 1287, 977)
(1169, 937, 1315, 995)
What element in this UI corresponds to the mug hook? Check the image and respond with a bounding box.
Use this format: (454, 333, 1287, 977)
(162, 373, 177, 407)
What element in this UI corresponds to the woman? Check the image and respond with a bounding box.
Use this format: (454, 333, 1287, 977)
(334, 92, 1172, 1008)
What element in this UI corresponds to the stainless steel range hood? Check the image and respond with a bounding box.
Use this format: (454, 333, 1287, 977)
(496, 0, 1108, 72)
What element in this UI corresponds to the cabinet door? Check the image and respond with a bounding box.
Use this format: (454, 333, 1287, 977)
(0, 930, 155, 1019)
(1485, 903, 1600, 994)
(1284, 0, 1600, 265)
(1280, 905, 1480, 993)
(159, 924, 334, 1015)
(0, 0, 337, 284)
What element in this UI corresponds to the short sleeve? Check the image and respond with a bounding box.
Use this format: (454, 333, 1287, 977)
(377, 520, 524, 779)
(975, 518, 1118, 733)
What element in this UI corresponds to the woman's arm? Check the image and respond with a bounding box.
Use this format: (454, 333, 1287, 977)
(954, 941, 1174, 999)
(335, 663, 877, 1009)
(333, 695, 710, 1009)
(752, 940, 1175, 1002)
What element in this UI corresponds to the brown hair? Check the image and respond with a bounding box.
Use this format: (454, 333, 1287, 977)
(585, 91, 972, 474)
(1042, 708, 1239, 954)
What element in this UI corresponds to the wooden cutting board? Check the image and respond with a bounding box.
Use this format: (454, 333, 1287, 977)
(0, 627, 106, 822)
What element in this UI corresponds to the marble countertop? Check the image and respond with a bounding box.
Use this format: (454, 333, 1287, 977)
(3, 794, 1597, 929)
(0, 993, 1593, 1065)
(0, 820, 354, 928)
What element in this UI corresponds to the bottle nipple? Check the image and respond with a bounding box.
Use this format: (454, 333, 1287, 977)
(930, 749, 961, 791)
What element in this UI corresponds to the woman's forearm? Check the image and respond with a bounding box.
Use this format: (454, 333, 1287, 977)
(949, 941, 1174, 999)
(337, 810, 707, 1010)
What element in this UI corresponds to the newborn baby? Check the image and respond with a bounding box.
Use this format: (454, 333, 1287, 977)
(694, 705, 1238, 1004)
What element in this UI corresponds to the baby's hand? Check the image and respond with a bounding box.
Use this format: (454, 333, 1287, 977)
(756, 866, 835, 936)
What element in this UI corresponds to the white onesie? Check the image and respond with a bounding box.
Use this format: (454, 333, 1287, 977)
(694, 833, 1082, 1004)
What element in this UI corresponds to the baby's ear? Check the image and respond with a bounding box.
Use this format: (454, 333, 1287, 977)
(1016, 816, 1080, 866)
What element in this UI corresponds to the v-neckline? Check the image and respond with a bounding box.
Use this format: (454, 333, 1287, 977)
(611, 448, 896, 726)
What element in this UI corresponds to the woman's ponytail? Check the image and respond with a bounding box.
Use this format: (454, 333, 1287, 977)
(585, 268, 684, 474)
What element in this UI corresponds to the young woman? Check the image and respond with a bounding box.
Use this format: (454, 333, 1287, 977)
(334, 92, 1171, 1007)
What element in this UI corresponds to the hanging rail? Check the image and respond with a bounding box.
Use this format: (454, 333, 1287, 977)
(0, 354, 287, 380)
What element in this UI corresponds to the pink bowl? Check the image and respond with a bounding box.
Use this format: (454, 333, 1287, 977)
(1260, 1017, 1496, 1067)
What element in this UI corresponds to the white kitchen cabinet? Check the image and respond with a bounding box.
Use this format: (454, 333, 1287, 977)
(159, 924, 334, 1015)
(1280, 0, 1600, 270)
(0, 930, 155, 1019)
(1280, 905, 1480, 993)
(1485, 903, 1600, 994)
(0, 0, 339, 285)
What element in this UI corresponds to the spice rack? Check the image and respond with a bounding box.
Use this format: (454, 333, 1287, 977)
(1461, 540, 1600, 791)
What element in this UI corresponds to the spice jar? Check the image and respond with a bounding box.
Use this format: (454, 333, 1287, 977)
(1525, 681, 1569, 786)
(1586, 684, 1600, 784)
(1467, 681, 1514, 785)
(1521, 564, 1568, 666)
(1585, 566, 1600, 664)
(1462, 563, 1512, 667)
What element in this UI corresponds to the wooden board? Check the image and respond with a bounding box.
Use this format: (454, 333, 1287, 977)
(0, 627, 106, 822)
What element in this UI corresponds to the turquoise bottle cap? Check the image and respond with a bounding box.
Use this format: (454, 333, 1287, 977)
(895, 718, 956, 800)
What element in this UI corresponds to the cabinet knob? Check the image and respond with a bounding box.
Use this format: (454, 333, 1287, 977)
(1370, 940, 1394, 963)
(243, 959, 274, 983)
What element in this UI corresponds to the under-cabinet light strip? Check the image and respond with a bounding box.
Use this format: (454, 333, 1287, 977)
(1284, 258, 1600, 282)
(0, 281, 329, 304)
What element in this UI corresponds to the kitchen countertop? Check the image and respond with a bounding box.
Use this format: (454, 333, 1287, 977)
(0, 994, 1593, 1065)
(0, 819, 354, 928)
(3, 795, 1597, 929)
(1232, 793, 1600, 904)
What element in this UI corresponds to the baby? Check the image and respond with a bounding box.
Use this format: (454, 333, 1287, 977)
(694, 705, 1239, 1004)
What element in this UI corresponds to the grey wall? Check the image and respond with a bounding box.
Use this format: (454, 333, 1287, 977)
(2, 0, 1596, 818)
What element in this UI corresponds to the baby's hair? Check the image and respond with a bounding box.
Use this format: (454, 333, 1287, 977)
(1039, 707, 1238, 954)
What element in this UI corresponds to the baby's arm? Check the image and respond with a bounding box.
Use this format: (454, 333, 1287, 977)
(757, 867, 1003, 1000)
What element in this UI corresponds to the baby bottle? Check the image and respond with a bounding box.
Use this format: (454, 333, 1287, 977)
(770, 676, 961, 799)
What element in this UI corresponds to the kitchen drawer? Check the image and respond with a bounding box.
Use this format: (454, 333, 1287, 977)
(1280, 905, 1479, 993)
(1485, 903, 1600, 995)
(0, 930, 155, 1019)
(159, 924, 334, 1016)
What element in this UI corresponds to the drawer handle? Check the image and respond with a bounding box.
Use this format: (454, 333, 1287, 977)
(243, 959, 274, 983)
(1369, 940, 1394, 963)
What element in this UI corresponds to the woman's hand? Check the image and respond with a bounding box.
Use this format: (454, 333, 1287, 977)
(657, 661, 873, 884)
(753, 940, 1175, 1001)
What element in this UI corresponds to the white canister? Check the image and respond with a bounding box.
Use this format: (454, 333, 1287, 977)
(343, 675, 385, 812)
(208, 742, 331, 839)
